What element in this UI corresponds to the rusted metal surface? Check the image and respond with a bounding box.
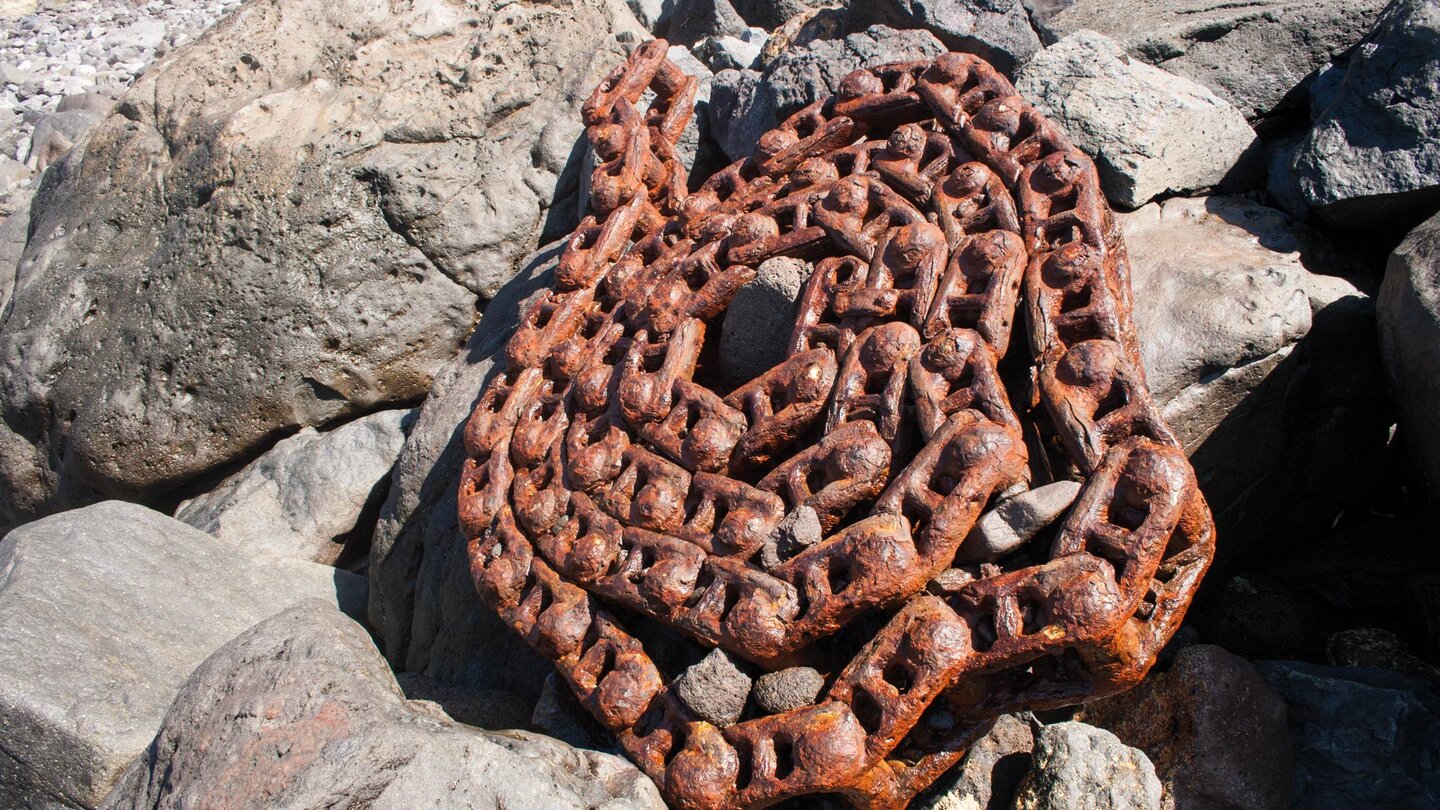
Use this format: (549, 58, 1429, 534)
(459, 41, 1215, 810)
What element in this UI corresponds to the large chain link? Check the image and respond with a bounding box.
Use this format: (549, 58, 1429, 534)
(458, 41, 1215, 810)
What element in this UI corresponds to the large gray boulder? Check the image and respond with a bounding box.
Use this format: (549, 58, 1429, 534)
(708, 25, 945, 162)
(1379, 211, 1440, 511)
(1013, 722, 1162, 810)
(1082, 645, 1293, 810)
(1046, 0, 1390, 120)
(102, 601, 664, 810)
(368, 242, 560, 699)
(0, 0, 646, 530)
(1016, 30, 1258, 209)
(842, 0, 1041, 75)
(1257, 661, 1440, 808)
(916, 714, 1034, 810)
(0, 501, 365, 809)
(1124, 196, 1389, 558)
(175, 408, 415, 565)
(1272, 0, 1440, 227)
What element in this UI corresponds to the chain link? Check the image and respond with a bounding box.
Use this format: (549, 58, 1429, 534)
(460, 41, 1215, 810)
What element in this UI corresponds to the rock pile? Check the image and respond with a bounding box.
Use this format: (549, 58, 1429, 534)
(1, 0, 1438, 808)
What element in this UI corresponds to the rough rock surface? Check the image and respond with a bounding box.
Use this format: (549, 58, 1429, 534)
(751, 667, 825, 715)
(665, 0, 749, 45)
(1379, 211, 1440, 510)
(1274, 0, 1440, 227)
(1016, 30, 1258, 209)
(1325, 628, 1440, 677)
(1257, 661, 1440, 809)
(1083, 645, 1293, 810)
(708, 25, 945, 162)
(101, 601, 664, 810)
(1013, 722, 1162, 810)
(0, 501, 365, 809)
(1123, 196, 1388, 556)
(0, 0, 646, 530)
(842, 0, 1040, 75)
(720, 255, 812, 384)
(673, 648, 752, 727)
(1046, 0, 1390, 120)
(916, 714, 1034, 810)
(175, 408, 413, 564)
(368, 242, 560, 696)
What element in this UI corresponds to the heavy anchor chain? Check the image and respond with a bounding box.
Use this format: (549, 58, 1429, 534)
(458, 39, 1215, 810)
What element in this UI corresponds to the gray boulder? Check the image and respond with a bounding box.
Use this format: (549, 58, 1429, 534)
(915, 713, 1034, 810)
(1083, 645, 1293, 810)
(843, 0, 1041, 76)
(719, 255, 811, 385)
(175, 408, 413, 565)
(1046, 0, 1390, 120)
(709, 25, 945, 162)
(730, 0, 829, 31)
(0, 501, 365, 809)
(368, 242, 559, 698)
(0, 0, 647, 530)
(1257, 661, 1440, 808)
(1379, 204, 1440, 511)
(1016, 30, 1259, 209)
(101, 601, 664, 810)
(1273, 0, 1440, 227)
(1013, 722, 1162, 810)
(24, 108, 105, 172)
(1124, 196, 1389, 558)
(665, 0, 749, 45)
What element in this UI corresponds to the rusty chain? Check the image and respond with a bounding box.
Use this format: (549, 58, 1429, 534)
(458, 41, 1215, 810)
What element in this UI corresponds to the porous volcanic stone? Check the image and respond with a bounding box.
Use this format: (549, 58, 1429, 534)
(673, 648, 752, 727)
(1013, 722, 1162, 810)
(752, 667, 826, 714)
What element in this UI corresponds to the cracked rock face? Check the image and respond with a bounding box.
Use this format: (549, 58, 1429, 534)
(0, 0, 645, 529)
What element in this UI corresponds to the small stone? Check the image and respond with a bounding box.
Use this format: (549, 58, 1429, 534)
(915, 713, 1034, 810)
(1013, 721, 1163, 810)
(720, 255, 813, 385)
(752, 666, 825, 714)
(695, 27, 768, 71)
(960, 480, 1082, 564)
(673, 648, 752, 727)
(760, 504, 823, 570)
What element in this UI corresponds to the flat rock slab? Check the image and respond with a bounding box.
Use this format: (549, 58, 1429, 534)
(0, 501, 365, 809)
(1016, 30, 1258, 209)
(1046, 0, 1389, 119)
(102, 601, 664, 810)
(176, 408, 414, 564)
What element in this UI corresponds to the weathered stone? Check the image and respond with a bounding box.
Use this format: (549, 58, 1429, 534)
(369, 242, 558, 696)
(1013, 722, 1162, 810)
(175, 408, 413, 565)
(665, 0, 749, 45)
(731, 0, 828, 31)
(0, 501, 364, 809)
(760, 503, 824, 570)
(531, 671, 618, 752)
(1123, 196, 1389, 559)
(1016, 31, 1259, 209)
(1082, 645, 1293, 810)
(0, 188, 28, 316)
(720, 255, 812, 385)
(1325, 628, 1440, 678)
(1379, 211, 1440, 511)
(843, 0, 1041, 75)
(1045, 0, 1389, 120)
(695, 27, 768, 71)
(961, 480, 1081, 564)
(101, 601, 665, 810)
(915, 713, 1034, 810)
(1198, 575, 1323, 660)
(1257, 661, 1440, 809)
(708, 25, 945, 162)
(673, 648, 752, 727)
(0, 0, 648, 529)
(752, 667, 826, 715)
(24, 107, 104, 171)
(1274, 0, 1440, 227)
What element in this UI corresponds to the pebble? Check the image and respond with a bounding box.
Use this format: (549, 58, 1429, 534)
(673, 648, 752, 727)
(752, 666, 825, 715)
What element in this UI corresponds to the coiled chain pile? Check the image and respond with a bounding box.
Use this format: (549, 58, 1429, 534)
(458, 40, 1216, 810)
